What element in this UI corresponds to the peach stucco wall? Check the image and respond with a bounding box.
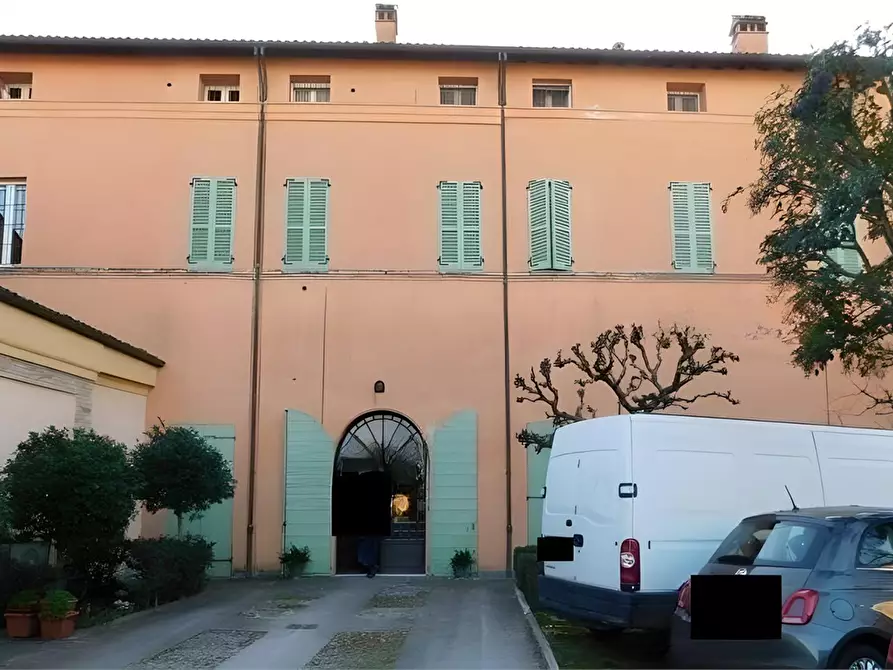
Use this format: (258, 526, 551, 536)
(2, 51, 883, 574)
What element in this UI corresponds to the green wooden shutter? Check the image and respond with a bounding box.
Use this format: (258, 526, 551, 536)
(550, 180, 573, 270)
(439, 181, 461, 271)
(189, 177, 234, 271)
(284, 178, 329, 273)
(164, 424, 235, 577)
(284, 410, 334, 575)
(460, 181, 483, 270)
(189, 178, 212, 265)
(429, 410, 478, 576)
(212, 179, 236, 265)
(525, 420, 555, 545)
(691, 182, 714, 272)
(828, 247, 863, 276)
(528, 179, 551, 270)
(307, 179, 330, 270)
(670, 181, 694, 271)
(283, 179, 306, 269)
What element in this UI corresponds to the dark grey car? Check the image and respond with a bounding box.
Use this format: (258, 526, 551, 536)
(669, 507, 893, 669)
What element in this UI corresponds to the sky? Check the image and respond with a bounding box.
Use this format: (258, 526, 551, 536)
(1, 0, 890, 55)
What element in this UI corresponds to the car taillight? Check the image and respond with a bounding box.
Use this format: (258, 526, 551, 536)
(677, 579, 691, 611)
(620, 538, 640, 592)
(781, 589, 819, 625)
(886, 634, 893, 668)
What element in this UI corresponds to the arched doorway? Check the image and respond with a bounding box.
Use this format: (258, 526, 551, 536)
(332, 411, 428, 575)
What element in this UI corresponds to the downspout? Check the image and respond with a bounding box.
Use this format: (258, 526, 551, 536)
(246, 44, 268, 576)
(498, 51, 514, 575)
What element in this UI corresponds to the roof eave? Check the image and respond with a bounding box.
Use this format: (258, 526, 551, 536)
(0, 36, 808, 70)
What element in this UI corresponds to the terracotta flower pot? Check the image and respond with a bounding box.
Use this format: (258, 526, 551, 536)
(39, 612, 77, 640)
(5, 612, 39, 638)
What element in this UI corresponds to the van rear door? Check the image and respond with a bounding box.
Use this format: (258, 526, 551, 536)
(541, 452, 581, 582)
(574, 446, 634, 590)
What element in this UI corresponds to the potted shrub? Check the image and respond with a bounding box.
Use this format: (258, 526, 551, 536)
(38, 589, 78, 640)
(279, 545, 311, 579)
(4, 589, 41, 638)
(450, 549, 475, 578)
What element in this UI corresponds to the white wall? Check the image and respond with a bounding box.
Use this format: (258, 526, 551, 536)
(91, 384, 148, 538)
(0, 376, 76, 465)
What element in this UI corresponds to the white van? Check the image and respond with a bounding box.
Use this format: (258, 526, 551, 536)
(538, 414, 893, 631)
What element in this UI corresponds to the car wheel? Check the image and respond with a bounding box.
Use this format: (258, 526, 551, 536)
(834, 643, 885, 670)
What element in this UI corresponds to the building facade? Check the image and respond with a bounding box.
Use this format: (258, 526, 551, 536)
(0, 10, 883, 576)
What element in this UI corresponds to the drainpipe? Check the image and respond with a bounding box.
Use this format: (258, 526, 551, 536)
(498, 51, 514, 575)
(246, 44, 268, 576)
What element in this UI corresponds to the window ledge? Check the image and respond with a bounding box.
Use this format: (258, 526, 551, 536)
(188, 263, 233, 273)
(282, 264, 329, 274)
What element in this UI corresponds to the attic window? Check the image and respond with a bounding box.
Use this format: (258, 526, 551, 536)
(0, 73, 33, 100)
(201, 74, 240, 103)
(439, 77, 478, 106)
(533, 80, 571, 108)
(666, 83, 706, 113)
(292, 75, 331, 103)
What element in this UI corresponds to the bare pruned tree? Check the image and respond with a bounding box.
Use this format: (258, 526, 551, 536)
(515, 323, 741, 452)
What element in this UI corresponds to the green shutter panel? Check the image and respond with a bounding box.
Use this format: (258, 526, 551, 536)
(528, 179, 551, 270)
(189, 178, 212, 264)
(439, 181, 461, 271)
(550, 180, 572, 270)
(307, 179, 330, 270)
(460, 181, 483, 270)
(164, 424, 235, 577)
(828, 247, 862, 276)
(429, 410, 478, 576)
(212, 179, 236, 265)
(284, 410, 334, 575)
(284, 179, 307, 268)
(692, 182, 714, 273)
(670, 182, 694, 271)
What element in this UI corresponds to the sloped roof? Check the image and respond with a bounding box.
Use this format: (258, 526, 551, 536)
(0, 35, 807, 70)
(0, 285, 164, 368)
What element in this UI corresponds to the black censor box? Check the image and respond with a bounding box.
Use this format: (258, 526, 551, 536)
(690, 574, 781, 640)
(537, 536, 574, 562)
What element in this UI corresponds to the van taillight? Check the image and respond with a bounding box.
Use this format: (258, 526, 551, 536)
(781, 589, 819, 625)
(677, 579, 691, 611)
(620, 538, 640, 592)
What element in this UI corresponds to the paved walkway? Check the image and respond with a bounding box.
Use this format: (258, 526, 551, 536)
(0, 577, 545, 669)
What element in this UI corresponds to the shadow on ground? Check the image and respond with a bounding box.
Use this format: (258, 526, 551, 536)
(535, 611, 668, 669)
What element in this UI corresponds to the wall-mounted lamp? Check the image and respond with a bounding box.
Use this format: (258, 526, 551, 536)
(373, 380, 386, 394)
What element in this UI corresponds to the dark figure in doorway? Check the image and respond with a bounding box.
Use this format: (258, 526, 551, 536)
(358, 535, 382, 577)
(350, 470, 391, 577)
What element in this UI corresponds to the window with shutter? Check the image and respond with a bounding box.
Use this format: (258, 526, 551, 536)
(188, 177, 236, 271)
(528, 179, 572, 271)
(438, 181, 482, 272)
(283, 178, 330, 273)
(669, 181, 714, 273)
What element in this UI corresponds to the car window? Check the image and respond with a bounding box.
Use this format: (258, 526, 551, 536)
(858, 523, 893, 569)
(710, 517, 827, 568)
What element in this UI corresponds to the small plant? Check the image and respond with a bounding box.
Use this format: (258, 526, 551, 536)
(39, 590, 77, 621)
(449, 549, 475, 578)
(6, 589, 40, 612)
(280, 545, 311, 578)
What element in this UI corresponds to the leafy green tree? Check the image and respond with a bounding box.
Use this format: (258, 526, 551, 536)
(515, 323, 740, 452)
(725, 25, 893, 409)
(1, 427, 137, 587)
(133, 424, 235, 537)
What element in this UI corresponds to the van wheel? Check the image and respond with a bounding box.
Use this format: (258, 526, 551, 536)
(833, 642, 885, 670)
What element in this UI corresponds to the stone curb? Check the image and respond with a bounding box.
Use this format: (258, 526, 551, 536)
(514, 585, 559, 670)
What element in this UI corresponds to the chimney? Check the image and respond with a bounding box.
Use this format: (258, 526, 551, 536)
(730, 15, 768, 54)
(375, 4, 398, 43)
